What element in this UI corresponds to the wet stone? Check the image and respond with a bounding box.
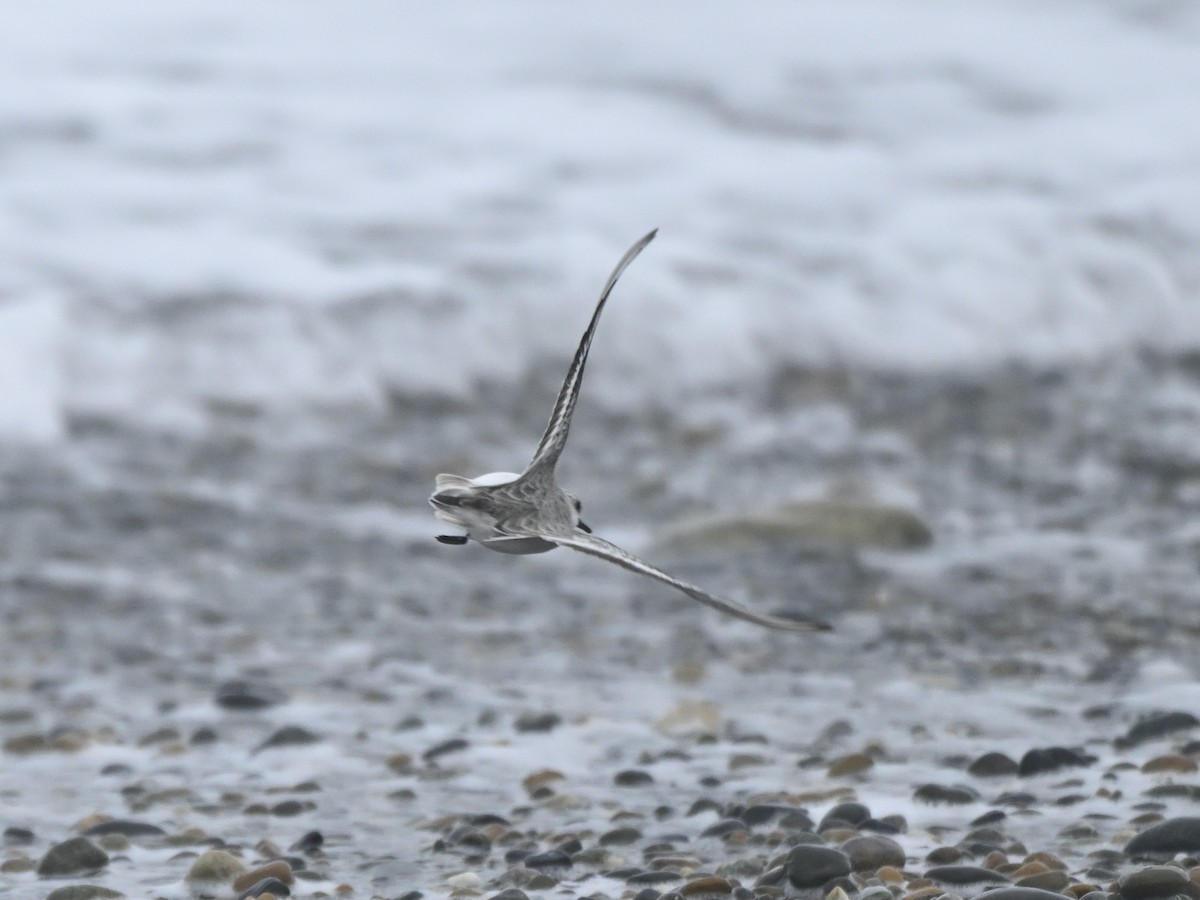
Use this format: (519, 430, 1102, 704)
(37, 837, 110, 876)
(632, 890, 661, 900)
(215, 679, 287, 710)
(615, 769, 655, 787)
(628, 870, 685, 885)
(514, 711, 562, 732)
(423, 737, 469, 761)
(4, 826, 35, 845)
(1117, 865, 1191, 900)
(785, 845, 851, 888)
(1018, 747, 1095, 776)
(601, 826, 643, 846)
(289, 830, 323, 853)
(702, 818, 748, 838)
(1125, 818, 1200, 856)
(524, 849, 572, 870)
(925, 866, 1012, 886)
(841, 834, 905, 871)
(680, 876, 734, 896)
(914, 783, 981, 805)
(256, 725, 321, 751)
(236, 876, 291, 899)
(233, 860, 295, 891)
(82, 819, 166, 840)
(818, 802, 871, 830)
(1117, 711, 1200, 748)
(489, 891, 531, 900)
(1016, 870, 1070, 892)
(969, 752, 1020, 777)
(44, 887, 126, 900)
(974, 890, 1077, 900)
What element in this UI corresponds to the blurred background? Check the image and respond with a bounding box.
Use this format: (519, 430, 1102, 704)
(1, 1, 1199, 895)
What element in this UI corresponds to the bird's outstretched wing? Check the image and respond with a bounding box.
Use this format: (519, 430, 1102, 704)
(522, 229, 658, 479)
(504, 528, 831, 633)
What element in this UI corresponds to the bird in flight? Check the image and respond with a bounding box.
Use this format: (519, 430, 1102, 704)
(429, 229, 831, 633)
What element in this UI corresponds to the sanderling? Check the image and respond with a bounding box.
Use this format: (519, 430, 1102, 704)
(429, 229, 831, 633)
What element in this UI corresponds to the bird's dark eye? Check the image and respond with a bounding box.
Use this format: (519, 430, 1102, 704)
(573, 498, 583, 512)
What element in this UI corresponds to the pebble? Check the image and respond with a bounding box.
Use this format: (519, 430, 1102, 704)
(1140, 754, 1198, 774)
(514, 711, 562, 732)
(615, 769, 655, 787)
(784, 845, 851, 888)
(968, 752, 1020, 777)
(44, 887, 126, 900)
(818, 802, 872, 830)
(840, 834, 906, 871)
(215, 678, 287, 710)
(1124, 817, 1200, 856)
(233, 860, 295, 891)
(256, 725, 321, 751)
(827, 753, 874, 777)
(236, 876, 292, 899)
(186, 848, 248, 885)
(1116, 711, 1200, 748)
(423, 737, 470, 761)
(488, 890, 530, 900)
(523, 849, 572, 870)
(924, 866, 1012, 886)
(37, 837, 110, 876)
(4, 826, 36, 845)
(1018, 747, 1095, 776)
(680, 876, 734, 897)
(913, 783, 981, 805)
(81, 819, 166, 840)
(289, 830, 324, 853)
(1117, 864, 1191, 899)
(601, 826, 644, 845)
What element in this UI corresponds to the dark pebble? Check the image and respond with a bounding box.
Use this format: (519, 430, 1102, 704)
(524, 849, 572, 870)
(993, 791, 1038, 807)
(463, 813, 509, 827)
(924, 865, 1011, 885)
(632, 890, 661, 900)
(289, 830, 323, 853)
(37, 837, 110, 876)
(1018, 746, 1096, 776)
(3, 826, 35, 845)
(1124, 817, 1200, 856)
(913, 783, 981, 805)
(628, 871, 685, 885)
(514, 712, 562, 733)
(100, 763, 134, 777)
(82, 820, 166, 840)
(423, 737, 469, 761)
(701, 819, 747, 838)
(1117, 711, 1200, 748)
(504, 848, 534, 864)
(191, 726, 218, 745)
(840, 834, 905, 870)
(615, 769, 655, 787)
(974, 890, 1078, 900)
(270, 800, 310, 817)
(44, 888, 125, 900)
(688, 799, 722, 817)
(859, 817, 902, 834)
(488, 890, 531, 900)
(395, 892, 422, 900)
(1145, 784, 1200, 800)
(971, 810, 1006, 826)
(600, 827, 643, 846)
(743, 804, 810, 829)
(555, 838, 583, 855)
(925, 847, 965, 864)
(784, 845, 851, 888)
(215, 678, 287, 710)
(256, 725, 320, 752)
(817, 802, 870, 830)
(968, 751, 1020, 777)
(237, 876, 291, 899)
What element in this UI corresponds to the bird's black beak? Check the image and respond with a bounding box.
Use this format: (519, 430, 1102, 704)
(577, 521, 592, 534)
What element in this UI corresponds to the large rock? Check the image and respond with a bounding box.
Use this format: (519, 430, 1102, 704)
(655, 501, 933, 555)
(37, 837, 109, 876)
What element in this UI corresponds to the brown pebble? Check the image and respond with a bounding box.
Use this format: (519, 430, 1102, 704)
(982, 850, 1008, 870)
(386, 753, 413, 773)
(876, 866, 904, 883)
(1011, 861, 1050, 878)
(3, 734, 49, 754)
(1017, 871, 1071, 892)
(828, 753, 874, 777)
(1141, 754, 1198, 774)
(680, 875, 734, 896)
(233, 860, 294, 892)
(0, 859, 34, 874)
(729, 753, 768, 770)
(522, 769, 565, 792)
(1064, 883, 1101, 897)
(1023, 851, 1067, 871)
(903, 887, 944, 900)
